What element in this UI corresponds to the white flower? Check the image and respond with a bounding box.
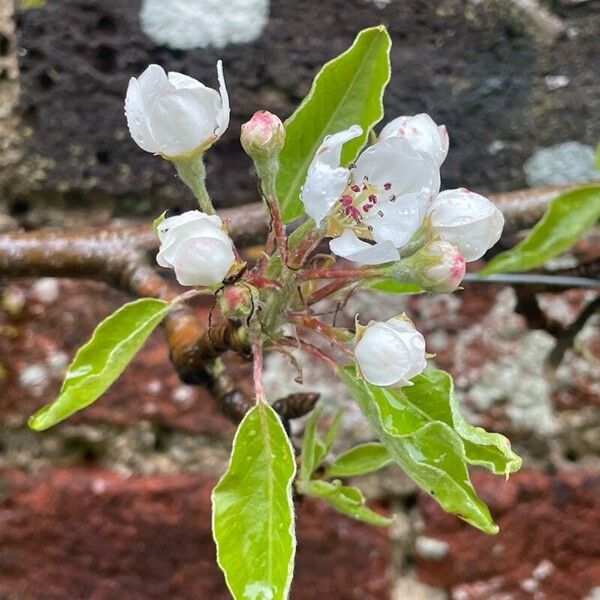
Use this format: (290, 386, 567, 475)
(379, 113, 449, 167)
(125, 61, 229, 159)
(420, 240, 466, 293)
(427, 188, 504, 261)
(301, 123, 440, 265)
(354, 316, 427, 387)
(156, 210, 235, 286)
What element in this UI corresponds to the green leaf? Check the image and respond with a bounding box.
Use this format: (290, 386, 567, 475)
(29, 298, 169, 431)
(339, 366, 506, 534)
(300, 406, 323, 481)
(325, 442, 392, 478)
(300, 479, 392, 526)
(276, 26, 392, 222)
(213, 402, 296, 600)
(481, 185, 600, 274)
(364, 279, 423, 294)
(390, 368, 521, 475)
(153, 210, 167, 232)
(323, 409, 343, 451)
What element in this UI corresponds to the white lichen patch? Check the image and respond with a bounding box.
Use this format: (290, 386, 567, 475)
(140, 0, 269, 50)
(468, 330, 558, 435)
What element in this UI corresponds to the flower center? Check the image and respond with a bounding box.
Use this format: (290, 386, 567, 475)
(334, 174, 394, 235)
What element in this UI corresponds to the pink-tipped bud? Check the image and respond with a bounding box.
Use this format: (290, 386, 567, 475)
(420, 240, 466, 293)
(240, 110, 285, 160)
(217, 283, 256, 320)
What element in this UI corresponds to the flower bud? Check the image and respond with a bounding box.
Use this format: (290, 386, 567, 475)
(427, 188, 504, 261)
(416, 240, 466, 293)
(354, 316, 426, 387)
(379, 113, 449, 167)
(125, 61, 229, 159)
(217, 283, 256, 320)
(240, 111, 285, 161)
(156, 210, 235, 287)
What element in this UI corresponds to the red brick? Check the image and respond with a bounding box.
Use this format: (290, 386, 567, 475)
(416, 470, 600, 600)
(0, 467, 390, 599)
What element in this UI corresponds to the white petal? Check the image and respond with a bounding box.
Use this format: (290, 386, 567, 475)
(367, 191, 429, 248)
(355, 323, 414, 387)
(157, 211, 221, 242)
(301, 163, 350, 226)
(300, 125, 363, 224)
(216, 60, 230, 136)
(156, 211, 225, 267)
(137, 64, 173, 101)
(125, 78, 160, 153)
(429, 189, 504, 261)
(354, 137, 440, 197)
(172, 236, 235, 286)
(329, 229, 398, 265)
(168, 71, 204, 90)
(355, 318, 426, 386)
(315, 125, 363, 169)
(147, 92, 215, 156)
(380, 113, 448, 166)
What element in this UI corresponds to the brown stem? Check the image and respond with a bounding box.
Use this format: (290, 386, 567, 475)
(299, 266, 381, 281)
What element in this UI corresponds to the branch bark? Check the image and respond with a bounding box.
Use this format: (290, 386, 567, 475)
(0, 183, 594, 425)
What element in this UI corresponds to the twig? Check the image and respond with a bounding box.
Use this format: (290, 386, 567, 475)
(546, 295, 600, 368)
(463, 273, 600, 289)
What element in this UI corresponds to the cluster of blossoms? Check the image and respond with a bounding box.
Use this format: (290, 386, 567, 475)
(125, 61, 504, 390)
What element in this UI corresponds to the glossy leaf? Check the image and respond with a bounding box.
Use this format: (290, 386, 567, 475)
(391, 368, 521, 475)
(212, 402, 296, 600)
(481, 185, 600, 274)
(340, 366, 505, 534)
(325, 442, 392, 478)
(29, 298, 169, 431)
(276, 26, 391, 222)
(300, 479, 392, 526)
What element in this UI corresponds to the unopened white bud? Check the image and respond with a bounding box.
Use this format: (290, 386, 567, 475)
(427, 188, 504, 261)
(156, 211, 235, 287)
(125, 61, 229, 159)
(354, 316, 426, 387)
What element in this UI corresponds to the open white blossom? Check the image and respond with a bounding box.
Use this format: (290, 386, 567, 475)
(355, 317, 427, 387)
(125, 61, 229, 159)
(156, 211, 235, 286)
(301, 123, 440, 265)
(428, 188, 504, 261)
(380, 113, 449, 167)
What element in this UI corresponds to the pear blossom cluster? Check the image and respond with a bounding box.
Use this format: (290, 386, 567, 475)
(124, 62, 506, 391)
(301, 115, 504, 266)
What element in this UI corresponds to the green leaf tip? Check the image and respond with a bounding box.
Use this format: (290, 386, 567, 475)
(28, 298, 169, 431)
(276, 25, 392, 222)
(481, 185, 600, 275)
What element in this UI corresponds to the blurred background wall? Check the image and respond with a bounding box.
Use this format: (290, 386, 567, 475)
(0, 1, 599, 598)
